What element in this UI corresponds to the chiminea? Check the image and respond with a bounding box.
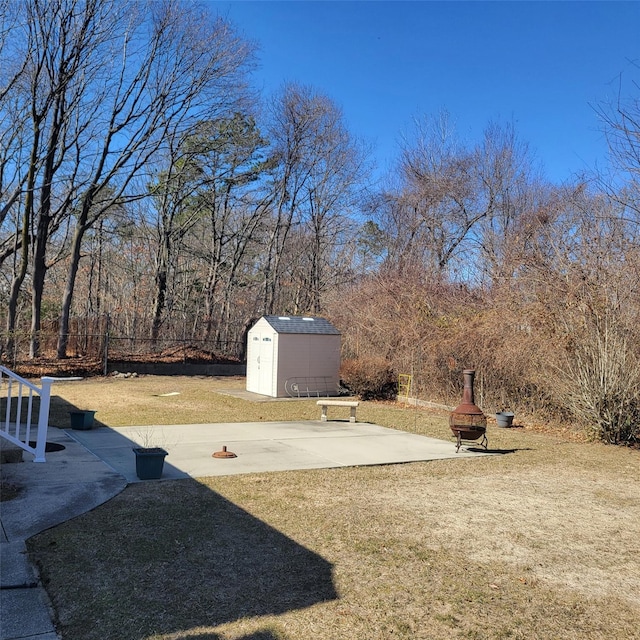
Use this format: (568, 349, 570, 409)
(449, 369, 487, 452)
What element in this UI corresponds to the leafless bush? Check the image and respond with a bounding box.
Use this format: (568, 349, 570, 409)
(329, 272, 553, 413)
(330, 231, 640, 445)
(558, 323, 640, 444)
(340, 357, 397, 400)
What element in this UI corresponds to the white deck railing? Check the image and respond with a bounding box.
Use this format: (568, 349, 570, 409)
(0, 365, 54, 463)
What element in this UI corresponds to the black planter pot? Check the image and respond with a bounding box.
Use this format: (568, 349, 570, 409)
(133, 447, 168, 480)
(495, 412, 515, 428)
(70, 410, 96, 430)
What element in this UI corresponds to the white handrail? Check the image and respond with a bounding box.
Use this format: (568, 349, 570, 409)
(0, 365, 55, 463)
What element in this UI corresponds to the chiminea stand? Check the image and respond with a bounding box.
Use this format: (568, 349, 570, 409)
(452, 426, 488, 453)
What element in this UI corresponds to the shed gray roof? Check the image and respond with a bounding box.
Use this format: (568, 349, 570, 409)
(262, 315, 341, 335)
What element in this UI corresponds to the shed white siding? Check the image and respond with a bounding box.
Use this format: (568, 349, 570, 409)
(246, 316, 341, 398)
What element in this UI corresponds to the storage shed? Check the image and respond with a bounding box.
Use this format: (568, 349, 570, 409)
(246, 315, 341, 398)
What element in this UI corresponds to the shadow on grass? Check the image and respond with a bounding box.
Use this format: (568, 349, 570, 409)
(1, 391, 109, 430)
(14, 389, 337, 638)
(466, 447, 532, 454)
(29, 478, 337, 640)
(48, 394, 107, 429)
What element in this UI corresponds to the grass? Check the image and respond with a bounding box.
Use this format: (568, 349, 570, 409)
(23, 376, 640, 640)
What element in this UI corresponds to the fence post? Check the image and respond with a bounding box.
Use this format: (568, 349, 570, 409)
(34, 377, 53, 463)
(103, 313, 110, 376)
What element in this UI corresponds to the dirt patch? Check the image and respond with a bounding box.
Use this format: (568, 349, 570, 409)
(113, 345, 240, 365)
(6, 356, 104, 378)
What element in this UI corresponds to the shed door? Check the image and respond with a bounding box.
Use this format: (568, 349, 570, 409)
(257, 333, 274, 396)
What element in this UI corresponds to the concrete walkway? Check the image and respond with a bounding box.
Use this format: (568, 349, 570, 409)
(1, 429, 127, 640)
(1, 420, 488, 639)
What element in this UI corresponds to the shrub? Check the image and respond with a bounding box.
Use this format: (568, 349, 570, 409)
(556, 321, 640, 445)
(340, 357, 397, 400)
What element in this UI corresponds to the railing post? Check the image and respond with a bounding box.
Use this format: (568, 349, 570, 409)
(34, 377, 54, 463)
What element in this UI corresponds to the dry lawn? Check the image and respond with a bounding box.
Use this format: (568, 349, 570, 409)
(24, 376, 640, 640)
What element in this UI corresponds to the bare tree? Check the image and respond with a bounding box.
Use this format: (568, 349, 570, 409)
(371, 115, 542, 286)
(178, 114, 269, 342)
(1, 0, 74, 356)
(499, 181, 640, 442)
(53, 0, 254, 357)
(598, 63, 640, 180)
(301, 110, 367, 313)
(28, 0, 110, 357)
(0, 1, 32, 235)
(260, 84, 317, 314)
(147, 137, 205, 344)
(399, 112, 477, 274)
(260, 83, 368, 314)
(470, 121, 547, 285)
(593, 62, 640, 231)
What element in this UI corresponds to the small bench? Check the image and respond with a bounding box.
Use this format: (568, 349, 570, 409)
(317, 400, 359, 423)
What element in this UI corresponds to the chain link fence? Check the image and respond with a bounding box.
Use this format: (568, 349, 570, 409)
(0, 314, 246, 372)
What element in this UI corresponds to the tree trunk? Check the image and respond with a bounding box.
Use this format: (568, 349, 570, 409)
(5, 125, 40, 356)
(203, 243, 221, 341)
(150, 226, 172, 343)
(56, 224, 85, 359)
(29, 251, 47, 358)
(150, 269, 167, 343)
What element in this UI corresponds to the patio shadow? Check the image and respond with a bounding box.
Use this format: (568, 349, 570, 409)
(28, 478, 337, 639)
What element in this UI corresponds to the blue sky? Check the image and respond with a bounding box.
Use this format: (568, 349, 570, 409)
(207, 1, 639, 184)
